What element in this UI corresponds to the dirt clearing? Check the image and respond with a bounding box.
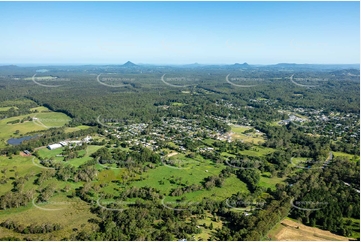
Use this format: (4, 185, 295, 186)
(272, 218, 351, 241)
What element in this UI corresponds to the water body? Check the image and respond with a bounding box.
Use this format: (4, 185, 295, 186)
(7, 135, 38, 145)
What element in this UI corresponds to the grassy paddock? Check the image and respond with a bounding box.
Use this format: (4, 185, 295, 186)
(259, 172, 285, 190)
(29, 106, 50, 112)
(239, 146, 275, 157)
(37, 145, 104, 167)
(333, 151, 359, 162)
(64, 125, 91, 133)
(0, 108, 72, 148)
(0, 154, 97, 240)
(230, 125, 266, 144)
(0, 106, 18, 111)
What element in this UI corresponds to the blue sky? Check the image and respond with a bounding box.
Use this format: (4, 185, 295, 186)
(0, 1, 359, 65)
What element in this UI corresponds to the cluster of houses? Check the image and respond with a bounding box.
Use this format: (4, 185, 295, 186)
(278, 115, 305, 125)
(275, 107, 359, 143)
(103, 117, 229, 152)
(214, 99, 358, 143)
(47, 136, 92, 150)
(199, 147, 214, 152)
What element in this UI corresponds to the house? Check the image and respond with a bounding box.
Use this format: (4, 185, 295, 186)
(83, 135, 92, 143)
(23, 150, 31, 155)
(59, 141, 68, 146)
(47, 143, 62, 150)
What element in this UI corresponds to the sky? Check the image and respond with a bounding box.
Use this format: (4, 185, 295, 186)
(0, 1, 359, 65)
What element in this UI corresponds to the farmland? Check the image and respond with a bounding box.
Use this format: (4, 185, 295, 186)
(0, 106, 71, 148)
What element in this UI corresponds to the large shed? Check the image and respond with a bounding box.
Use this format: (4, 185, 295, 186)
(47, 143, 62, 150)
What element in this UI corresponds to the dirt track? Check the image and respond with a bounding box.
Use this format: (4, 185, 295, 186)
(166, 152, 178, 157)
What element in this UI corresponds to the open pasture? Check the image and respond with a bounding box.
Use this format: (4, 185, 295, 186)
(230, 124, 266, 144)
(0, 107, 72, 148)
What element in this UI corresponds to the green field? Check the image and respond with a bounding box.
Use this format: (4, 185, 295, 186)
(195, 213, 223, 240)
(230, 125, 266, 144)
(343, 217, 360, 239)
(37, 147, 64, 160)
(239, 146, 275, 157)
(29, 106, 51, 112)
(0, 151, 98, 240)
(221, 146, 274, 159)
(0, 108, 72, 148)
(230, 125, 252, 134)
(36, 145, 104, 167)
(259, 172, 285, 190)
(175, 175, 248, 202)
(128, 153, 249, 203)
(33, 112, 71, 127)
(0, 114, 45, 139)
(221, 146, 275, 158)
(0, 154, 84, 200)
(333, 151, 359, 162)
(64, 125, 91, 133)
(0, 155, 41, 193)
(0, 106, 18, 111)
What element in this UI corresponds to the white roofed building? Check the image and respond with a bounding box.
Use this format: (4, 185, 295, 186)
(47, 143, 62, 150)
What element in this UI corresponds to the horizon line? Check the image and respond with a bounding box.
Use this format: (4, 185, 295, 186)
(1, 62, 360, 67)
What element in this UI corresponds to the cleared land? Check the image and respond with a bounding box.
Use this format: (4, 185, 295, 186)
(0, 106, 18, 111)
(229, 125, 266, 144)
(195, 213, 222, 241)
(131, 153, 249, 202)
(270, 218, 351, 241)
(64, 125, 91, 133)
(259, 172, 285, 190)
(0, 155, 97, 240)
(333, 151, 359, 162)
(0, 107, 71, 148)
(29, 106, 50, 112)
(36, 145, 104, 167)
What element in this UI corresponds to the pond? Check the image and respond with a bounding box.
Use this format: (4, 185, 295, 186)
(7, 135, 38, 145)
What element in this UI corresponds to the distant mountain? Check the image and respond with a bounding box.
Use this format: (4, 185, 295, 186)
(184, 62, 201, 66)
(224, 62, 251, 69)
(233, 62, 250, 67)
(0, 65, 19, 69)
(174, 63, 205, 68)
(275, 63, 298, 67)
(122, 61, 137, 67)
